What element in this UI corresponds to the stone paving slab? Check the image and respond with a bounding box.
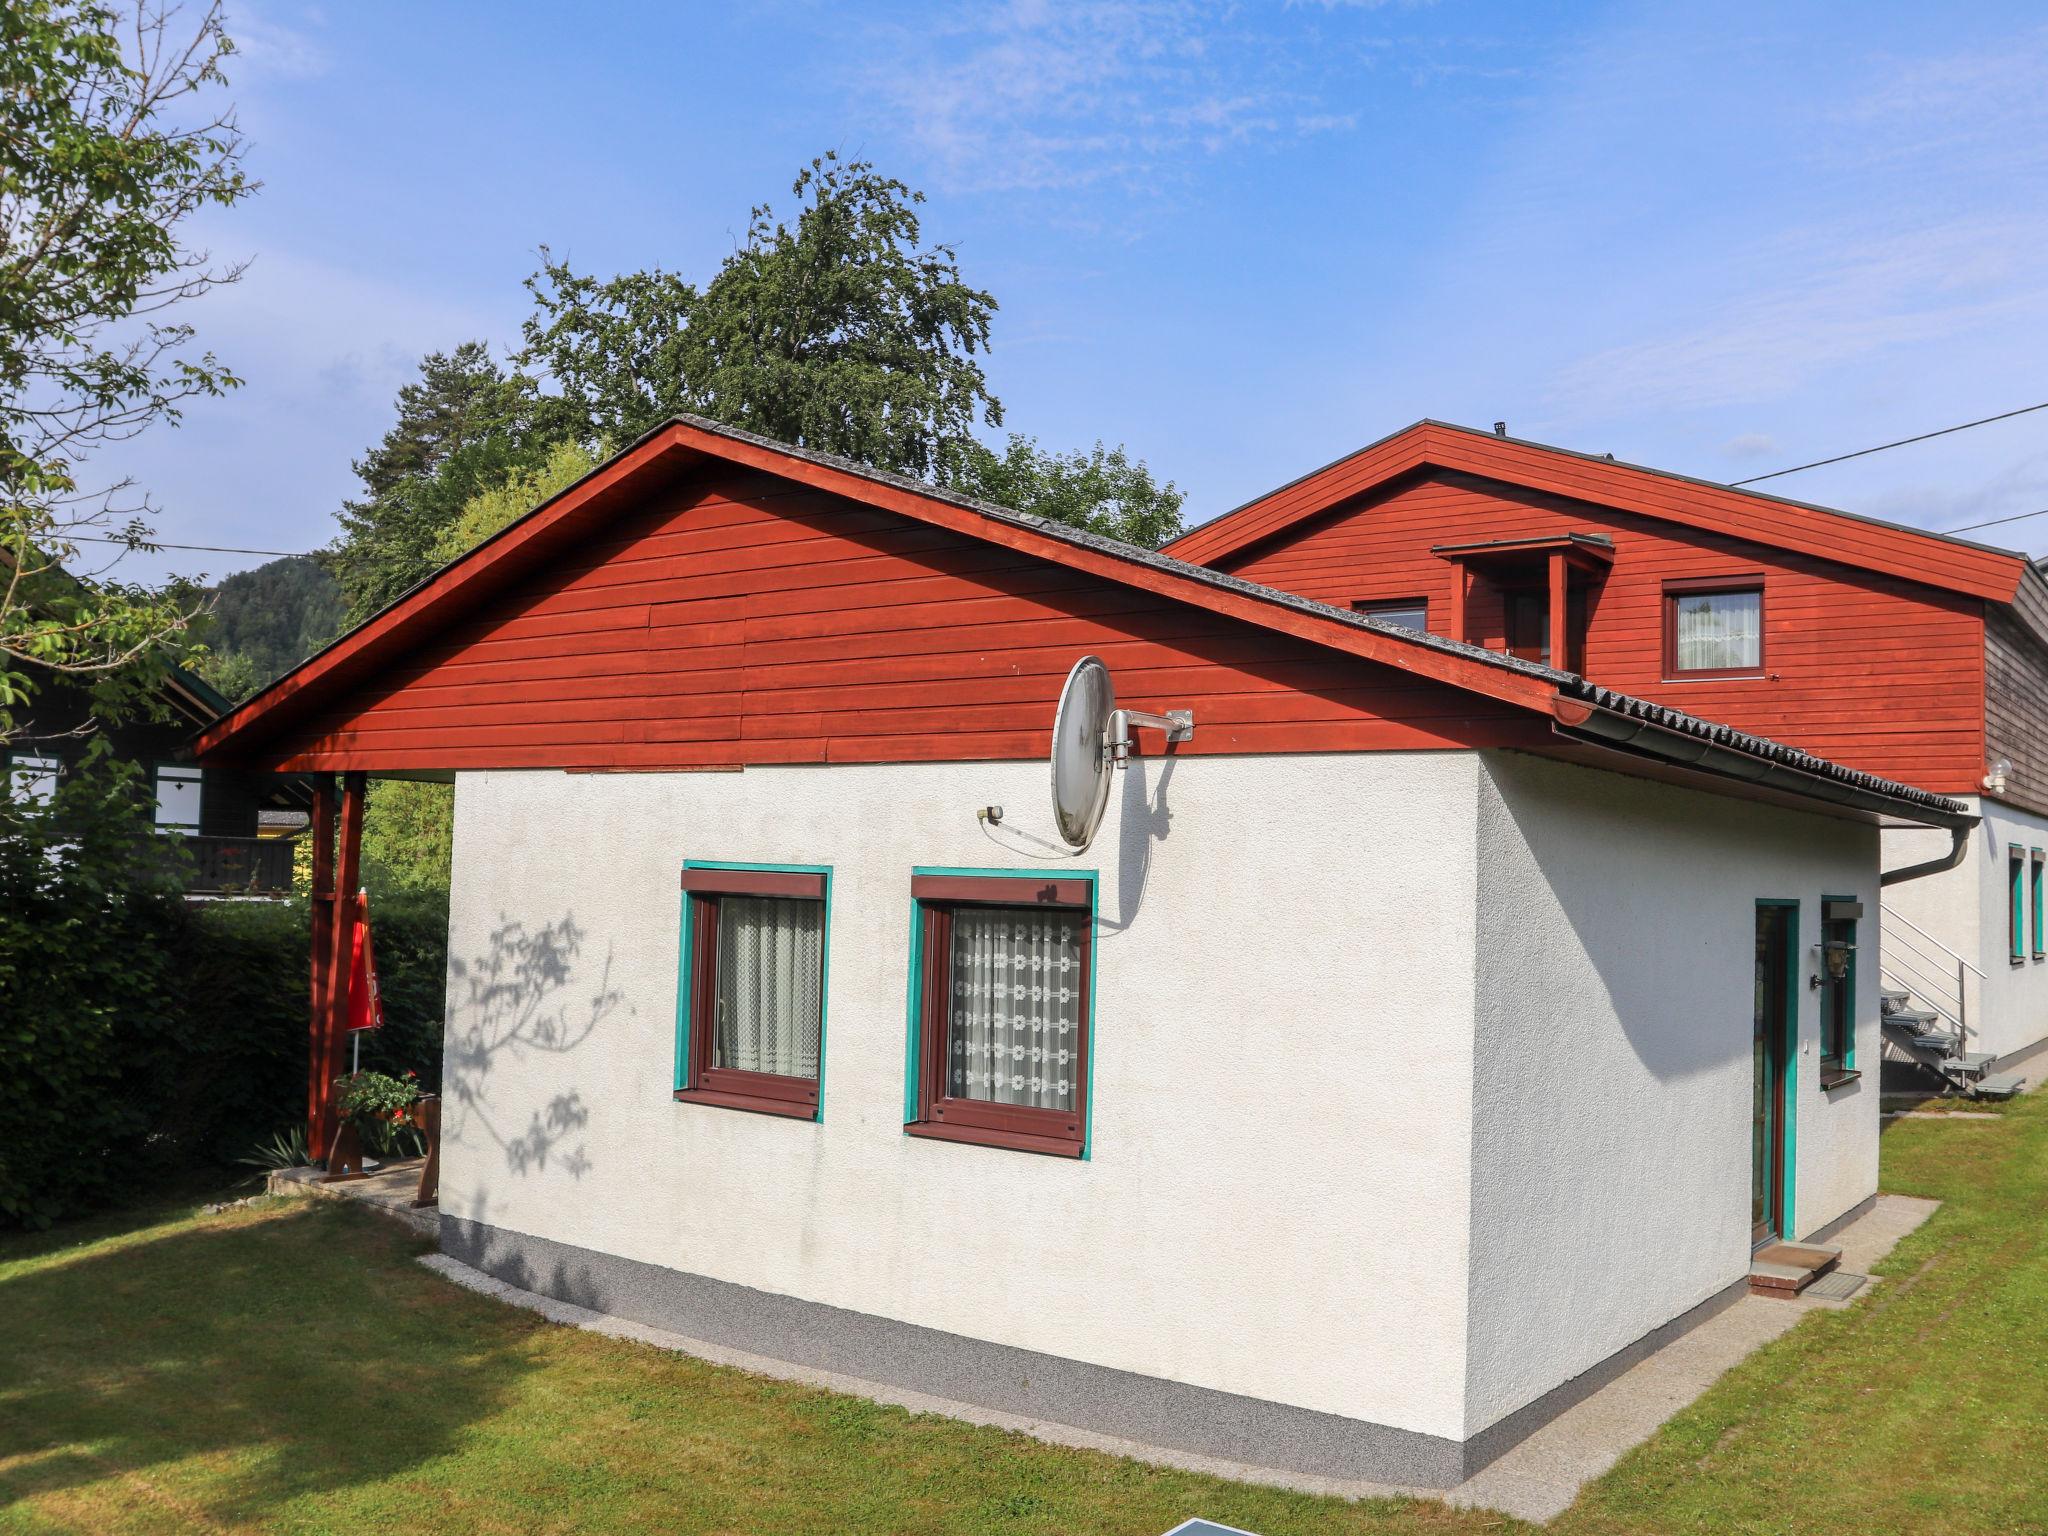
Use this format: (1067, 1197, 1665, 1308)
(397, 1192, 1940, 1528)
(266, 1161, 437, 1237)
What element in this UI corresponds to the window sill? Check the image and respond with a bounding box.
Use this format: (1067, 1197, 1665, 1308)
(1819, 1067, 1861, 1091)
(673, 1087, 818, 1121)
(904, 1120, 1083, 1159)
(1659, 672, 1767, 684)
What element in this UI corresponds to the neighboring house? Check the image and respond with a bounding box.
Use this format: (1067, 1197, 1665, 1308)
(1164, 421, 2048, 1087)
(3, 665, 302, 895)
(196, 415, 1967, 1489)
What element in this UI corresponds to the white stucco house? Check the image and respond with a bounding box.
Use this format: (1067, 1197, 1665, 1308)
(196, 417, 1973, 1487)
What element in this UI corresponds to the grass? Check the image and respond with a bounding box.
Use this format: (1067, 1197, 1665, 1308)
(3, 1099, 2047, 1535)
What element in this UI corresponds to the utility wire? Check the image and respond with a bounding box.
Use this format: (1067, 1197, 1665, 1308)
(53, 532, 313, 557)
(1942, 506, 2048, 536)
(1731, 400, 2048, 485)
(41, 404, 2048, 553)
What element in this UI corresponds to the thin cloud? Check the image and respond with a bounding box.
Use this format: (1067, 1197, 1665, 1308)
(226, 5, 330, 80)
(1547, 217, 2048, 416)
(849, 1, 1380, 192)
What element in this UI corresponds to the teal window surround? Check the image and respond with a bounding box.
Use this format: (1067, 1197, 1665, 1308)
(674, 860, 833, 1123)
(2011, 846, 2027, 966)
(2032, 850, 2045, 961)
(1819, 893, 1857, 1079)
(1757, 897, 1800, 1241)
(903, 865, 1099, 1160)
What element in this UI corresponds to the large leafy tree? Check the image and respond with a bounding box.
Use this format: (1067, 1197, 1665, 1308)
(522, 152, 1003, 475)
(0, 0, 251, 740)
(945, 435, 1185, 548)
(325, 342, 549, 623)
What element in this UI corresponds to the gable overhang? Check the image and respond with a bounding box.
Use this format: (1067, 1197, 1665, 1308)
(190, 414, 1970, 834)
(1165, 420, 2031, 612)
(193, 417, 1568, 768)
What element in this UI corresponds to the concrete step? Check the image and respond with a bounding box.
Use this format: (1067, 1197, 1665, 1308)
(1970, 1072, 2027, 1100)
(1881, 1005, 1939, 1028)
(1879, 987, 1911, 1007)
(1750, 1241, 1842, 1299)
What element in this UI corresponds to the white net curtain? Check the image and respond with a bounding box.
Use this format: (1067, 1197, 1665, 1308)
(713, 896, 824, 1079)
(947, 907, 1083, 1110)
(1674, 590, 1761, 671)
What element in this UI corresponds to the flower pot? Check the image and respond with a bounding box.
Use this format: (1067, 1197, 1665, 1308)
(321, 1119, 369, 1182)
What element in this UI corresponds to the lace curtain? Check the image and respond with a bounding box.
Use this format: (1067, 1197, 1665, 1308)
(1674, 590, 1761, 671)
(947, 907, 1083, 1110)
(714, 896, 823, 1079)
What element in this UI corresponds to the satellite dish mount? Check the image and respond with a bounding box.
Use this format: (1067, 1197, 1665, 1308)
(1048, 656, 1194, 850)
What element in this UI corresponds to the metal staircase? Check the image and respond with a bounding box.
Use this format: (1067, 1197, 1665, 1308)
(1879, 909, 2026, 1099)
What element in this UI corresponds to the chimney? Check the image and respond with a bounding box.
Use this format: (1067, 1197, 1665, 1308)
(1493, 421, 1507, 437)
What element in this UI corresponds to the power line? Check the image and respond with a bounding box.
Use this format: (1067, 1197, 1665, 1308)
(54, 533, 314, 557)
(1731, 400, 2048, 485)
(1942, 506, 2048, 536)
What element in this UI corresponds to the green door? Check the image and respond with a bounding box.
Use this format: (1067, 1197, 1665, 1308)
(1753, 903, 1794, 1244)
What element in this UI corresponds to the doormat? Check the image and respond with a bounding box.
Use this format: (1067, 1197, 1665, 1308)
(1802, 1270, 1868, 1301)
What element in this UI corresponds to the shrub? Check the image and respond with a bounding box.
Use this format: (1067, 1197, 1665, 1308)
(0, 752, 450, 1227)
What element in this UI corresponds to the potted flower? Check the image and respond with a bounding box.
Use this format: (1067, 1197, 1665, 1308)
(325, 1069, 422, 1181)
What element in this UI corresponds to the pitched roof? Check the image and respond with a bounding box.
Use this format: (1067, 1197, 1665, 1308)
(192, 413, 1968, 828)
(1164, 419, 2040, 610)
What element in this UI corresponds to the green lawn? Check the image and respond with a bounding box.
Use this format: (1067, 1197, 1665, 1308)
(4, 1096, 2046, 1536)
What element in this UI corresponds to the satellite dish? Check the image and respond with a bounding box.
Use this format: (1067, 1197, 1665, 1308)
(1048, 657, 1198, 850)
(1050, 656, 1116, 850)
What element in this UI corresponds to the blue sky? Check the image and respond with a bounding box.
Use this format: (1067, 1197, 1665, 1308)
(102, 0, 2048, 584)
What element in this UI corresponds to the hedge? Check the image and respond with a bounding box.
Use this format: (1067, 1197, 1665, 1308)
(0, 752, 448, 1227)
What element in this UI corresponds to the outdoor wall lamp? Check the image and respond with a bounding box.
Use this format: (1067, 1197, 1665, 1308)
(1810, 940, 1854, 987)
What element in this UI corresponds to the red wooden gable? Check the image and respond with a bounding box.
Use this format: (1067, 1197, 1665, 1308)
(1218, 468, 1989, 795)
(1161, 421, 2048, 800)
(1166, 420, 2034, 605)
(196, 420, 1567, 775)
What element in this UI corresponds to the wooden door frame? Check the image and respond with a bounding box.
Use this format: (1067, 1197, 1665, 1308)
(1754, 898, 1800, 1246)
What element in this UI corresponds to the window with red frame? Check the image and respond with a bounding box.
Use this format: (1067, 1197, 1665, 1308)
(675, 866, 828, 1120)
(1664, 580, 1764, 677)
(908, 874, 1092, 1158)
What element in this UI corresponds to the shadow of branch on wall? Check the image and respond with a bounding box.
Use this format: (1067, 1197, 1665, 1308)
(443, 913, 625, 1179)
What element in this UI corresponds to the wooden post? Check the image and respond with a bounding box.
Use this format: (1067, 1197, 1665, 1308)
(414, 1095, 441, 1208)
(307, 775, 336, 1159)
(1548, 550, 1569, 671)
(1448, 562, 1467, 644)
(319, 772, 367, 1163)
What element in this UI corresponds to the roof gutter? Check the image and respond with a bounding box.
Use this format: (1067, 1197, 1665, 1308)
(1547, 695, 1979, 846)
(1877, 825, 1973, 887)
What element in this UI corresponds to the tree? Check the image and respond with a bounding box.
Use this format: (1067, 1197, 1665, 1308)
(945, 434, 1185, 549)
(522, 152, 1003, 475)
(428, 438, 597, 565)
(325, 342, 551, 623)
(190, 553, 343, 695)
(0, 1, 251, 741)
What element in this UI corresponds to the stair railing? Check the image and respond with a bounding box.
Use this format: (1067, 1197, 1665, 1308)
(1881, 907, 1985, 1056)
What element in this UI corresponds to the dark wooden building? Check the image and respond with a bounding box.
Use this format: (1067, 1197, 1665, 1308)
(4, 665, 304, 895)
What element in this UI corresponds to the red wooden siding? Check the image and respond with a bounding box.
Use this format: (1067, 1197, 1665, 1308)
(252, 466, 1548, 773)
(1170, 421, 2029, 605)
(1218, 469, 1991, 796)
